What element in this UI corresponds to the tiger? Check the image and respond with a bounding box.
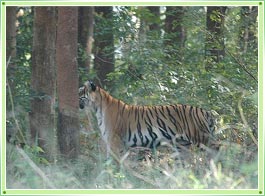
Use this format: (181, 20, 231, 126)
(79, 80, 218, 160)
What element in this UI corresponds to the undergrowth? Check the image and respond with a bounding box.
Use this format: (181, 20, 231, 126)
(6, 119, 258, 189)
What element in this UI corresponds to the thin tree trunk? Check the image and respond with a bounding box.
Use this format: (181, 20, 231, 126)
(164, 6, 186, 61)
(78, 7, 94, 74)
(138, 6, 161, 43)
(30, 7, 57, 160)
(165, 6, 186, 48)
(205, 6, 226, 68)
(57, 7, 79, 159)
(94, 6, 114, 88)
(239, 6, 258, 54)
(147, 6, 160, 31)
(6, 6, 17, 109)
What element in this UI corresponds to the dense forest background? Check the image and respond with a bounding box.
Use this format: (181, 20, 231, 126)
(5, 5, 259, 189)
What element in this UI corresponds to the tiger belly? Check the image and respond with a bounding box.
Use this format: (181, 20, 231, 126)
(125, 126, 188, 149)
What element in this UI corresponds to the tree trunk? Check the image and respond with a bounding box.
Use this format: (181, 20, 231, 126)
(56, 7, 79, 159)
(6, 6, 17, 109)
(239, 6, 258, 54)
(147, 6, 160, 31)
(94, 6, 114, 88)
(165, 7, 186, 48)
(164, 6, 186, 60)
(138, 6, 161, 43)
(205, 6, 226, 68)
(29, 7, 57, 160)
(78, 7, 94, 76)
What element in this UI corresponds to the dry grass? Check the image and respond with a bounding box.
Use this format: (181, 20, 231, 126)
(6, 126, 258, 189)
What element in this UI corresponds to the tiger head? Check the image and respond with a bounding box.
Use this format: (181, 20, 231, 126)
(79, 80, 97, 110)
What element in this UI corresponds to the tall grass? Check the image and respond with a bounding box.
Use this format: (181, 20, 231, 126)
(6, 124, 258, 189)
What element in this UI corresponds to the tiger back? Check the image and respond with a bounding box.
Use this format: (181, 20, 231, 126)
(79, 81, 218, 158)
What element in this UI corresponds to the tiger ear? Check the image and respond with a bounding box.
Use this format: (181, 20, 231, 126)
(89, 81, 96, 91)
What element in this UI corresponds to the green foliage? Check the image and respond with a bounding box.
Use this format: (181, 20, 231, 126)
(9, 7, 33, 111)
(7, 6, 259, 189)
(23, 145, 50, 165)
(6, 7, 33, 150)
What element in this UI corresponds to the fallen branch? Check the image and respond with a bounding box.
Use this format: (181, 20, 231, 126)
(16, 146, 56, 189)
